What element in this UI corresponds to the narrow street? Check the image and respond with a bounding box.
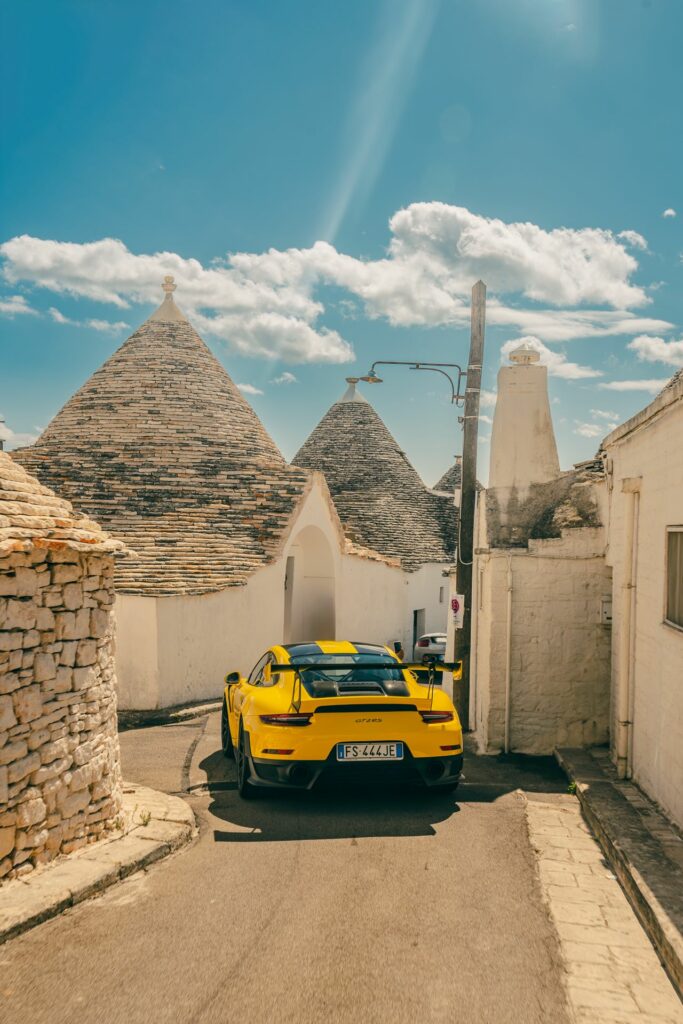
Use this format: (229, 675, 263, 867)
(2, 712, 577, 1024)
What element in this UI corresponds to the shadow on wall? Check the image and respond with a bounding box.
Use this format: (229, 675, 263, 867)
(284, 524, 336, 642)
(198, 744, 567, 844)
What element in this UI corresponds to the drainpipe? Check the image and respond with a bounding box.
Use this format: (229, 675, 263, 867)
(504, 553, 513, 754)
(616, 478, 641, 779)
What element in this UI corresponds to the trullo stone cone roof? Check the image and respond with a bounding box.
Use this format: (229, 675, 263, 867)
(13, 278, 310, 594)
(292, 382, 456, 570)
(0, 450, 123, 556)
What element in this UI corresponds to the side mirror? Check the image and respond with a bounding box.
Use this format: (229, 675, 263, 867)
(225, 671, 241, 685)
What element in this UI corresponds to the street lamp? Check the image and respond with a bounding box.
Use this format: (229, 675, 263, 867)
(360, 361, 466, 405)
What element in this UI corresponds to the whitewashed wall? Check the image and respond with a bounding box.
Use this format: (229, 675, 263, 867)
(602, 391, 683, 828)
(115, 479, 450, 709)
(473, 527, 612, 755)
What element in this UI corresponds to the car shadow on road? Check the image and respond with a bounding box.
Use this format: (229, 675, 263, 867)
(197, 744, 567, 844)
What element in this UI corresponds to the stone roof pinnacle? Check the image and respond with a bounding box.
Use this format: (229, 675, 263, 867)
(340, 378, 369, 404)
(149, 275, 187, 323)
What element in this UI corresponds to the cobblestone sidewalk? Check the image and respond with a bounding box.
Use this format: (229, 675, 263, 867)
(526, 794, 683, 1024)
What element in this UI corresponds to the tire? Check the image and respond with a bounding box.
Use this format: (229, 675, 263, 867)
(221, 699, 234, 759)
(236, 724, 258, 799)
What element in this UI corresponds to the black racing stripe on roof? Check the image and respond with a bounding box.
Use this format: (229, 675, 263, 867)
(282, 643, 323, 657)
(350, 642, 390, 655)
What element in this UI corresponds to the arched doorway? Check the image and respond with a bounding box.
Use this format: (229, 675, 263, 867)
(284, 525, 336, 643)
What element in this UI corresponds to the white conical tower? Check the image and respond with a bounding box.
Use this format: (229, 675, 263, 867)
(489, 342, 560, 502)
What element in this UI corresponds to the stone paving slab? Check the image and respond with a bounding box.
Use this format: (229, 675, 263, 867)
(0, 782, 195, 945)
(556, 747, 683, 1001)
(525, 795, 683, 1024)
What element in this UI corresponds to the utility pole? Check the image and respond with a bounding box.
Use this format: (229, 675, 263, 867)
(453, 280, 486, 728)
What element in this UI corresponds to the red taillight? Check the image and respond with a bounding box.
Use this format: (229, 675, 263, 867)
(260, 713, 312, 726)
(262, 748, 294, 755)
(417, 639, 430, 647)
(419, 710, 454, 724)
(440, 744, 460, 751)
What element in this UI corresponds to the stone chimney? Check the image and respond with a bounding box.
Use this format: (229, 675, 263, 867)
(489, 342, 560, 504)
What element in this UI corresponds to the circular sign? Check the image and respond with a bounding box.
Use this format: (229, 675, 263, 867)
(451, 597, 460, 614)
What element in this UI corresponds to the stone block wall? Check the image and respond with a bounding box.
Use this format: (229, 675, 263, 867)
(473, 528, 612, 755)
(0, 544, 122, 882)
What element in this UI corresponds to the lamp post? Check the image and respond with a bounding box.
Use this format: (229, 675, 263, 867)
(360, 282, 486, 728)
(360, 361, 466, 404)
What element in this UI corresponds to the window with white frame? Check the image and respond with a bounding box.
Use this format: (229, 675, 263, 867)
(666, 527, 683, 629)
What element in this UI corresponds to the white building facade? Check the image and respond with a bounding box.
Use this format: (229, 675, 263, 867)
(467, 349, 683, 828)
(599, 371, 683, 827)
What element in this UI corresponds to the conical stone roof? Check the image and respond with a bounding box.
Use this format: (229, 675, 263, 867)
(13, 279, 310, 594)
(433, 461, 461, 494)
(0, 450, 123, 556)
(293, 383, 456, 570)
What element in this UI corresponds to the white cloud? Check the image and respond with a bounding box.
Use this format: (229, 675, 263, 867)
(500, 336, 601, 380)
(1, 235, 352, 364)
(662, 208, 677, 218)
(574, 422, 603, 438)
(48, 306, 70, 324)
(0, 294, 37, 316)
(85, 318, 129, 333)
(49, 306, 128, 332)
(270, 371, 298, 385)
(598, 379, 669, 393)
(479, 413, 493, 425)
(0, 204, 672, 366)
(236, 383, 264, 396)
(479, 389, 497, 408)
(0, 415, 40, 450)
(618, 230, 648, 251)
(627, 334, 683, 368)
(576, 409, 621, 438)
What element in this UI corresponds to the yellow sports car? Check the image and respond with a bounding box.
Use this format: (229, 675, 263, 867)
(221, 640, 463, 798)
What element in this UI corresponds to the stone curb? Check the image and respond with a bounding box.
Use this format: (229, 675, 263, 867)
(118, 699, 222, 731)
(555, 747, 683, 1001)
(0, 782, 196, 945)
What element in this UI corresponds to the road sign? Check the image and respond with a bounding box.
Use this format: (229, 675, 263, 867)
(451, 594, 465, 629)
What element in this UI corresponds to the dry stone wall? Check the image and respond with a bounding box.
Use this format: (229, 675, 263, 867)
(0, 545, 122, 882)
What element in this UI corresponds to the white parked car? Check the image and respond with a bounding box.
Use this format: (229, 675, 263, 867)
(413, 632, 447, 664)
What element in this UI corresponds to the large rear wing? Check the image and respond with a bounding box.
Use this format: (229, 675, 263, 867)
(270, 660, 462, 676)
(269, 659, 463, 711)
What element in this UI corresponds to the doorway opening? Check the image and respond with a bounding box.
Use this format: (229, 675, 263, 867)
(283, 526, 336, 643)
(412, 608, 426, 658)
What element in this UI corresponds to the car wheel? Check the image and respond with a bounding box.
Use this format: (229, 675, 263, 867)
(236, 724, 257, 799)
(221, 699, 234, 759)
(422, 654, 430, 665)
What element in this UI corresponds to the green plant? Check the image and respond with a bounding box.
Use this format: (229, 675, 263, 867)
(139, 809, 151, 827)
(567, 781, 577, 795)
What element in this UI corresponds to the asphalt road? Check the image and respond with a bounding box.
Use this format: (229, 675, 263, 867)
(1, 712, 573, 1024)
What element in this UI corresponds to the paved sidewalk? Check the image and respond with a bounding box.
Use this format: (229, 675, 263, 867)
(526, 795, 683, 1023)
(557, 747, 683, 1001)
(0, 783, 195, 944)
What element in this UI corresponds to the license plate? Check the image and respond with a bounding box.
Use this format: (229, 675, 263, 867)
(336, 742, 404, 762)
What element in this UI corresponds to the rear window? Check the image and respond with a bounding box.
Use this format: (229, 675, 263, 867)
(290, 653, 405, 693)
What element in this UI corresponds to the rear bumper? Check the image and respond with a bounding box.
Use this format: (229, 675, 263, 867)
(248, 747, 463, 791)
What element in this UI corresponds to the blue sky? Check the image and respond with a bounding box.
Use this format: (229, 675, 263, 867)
(1, 0, 681, 485)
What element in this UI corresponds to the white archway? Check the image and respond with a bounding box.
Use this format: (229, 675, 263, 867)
(284, 525, 336, 643)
